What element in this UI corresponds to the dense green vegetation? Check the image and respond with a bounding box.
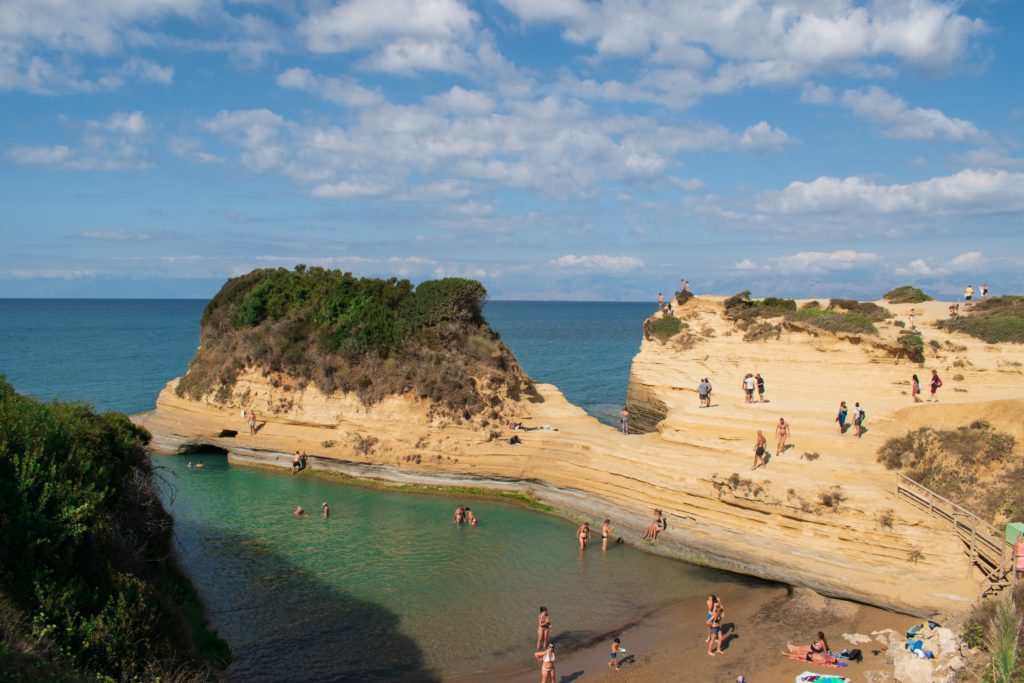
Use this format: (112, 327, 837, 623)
(647, 315, 683, 341)
(939, 296, 1024, 344)
(877, 421, 1022, 522)
(0, 377, 227, 682)
(725, 292, 889, 336)
(883, 285, 933, 303)
(177, 267, 534, 421)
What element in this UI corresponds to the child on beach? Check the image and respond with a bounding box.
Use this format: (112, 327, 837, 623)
(608, 637, 624, 671)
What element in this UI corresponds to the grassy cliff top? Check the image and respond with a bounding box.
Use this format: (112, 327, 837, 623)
(177, 267, 534, 421)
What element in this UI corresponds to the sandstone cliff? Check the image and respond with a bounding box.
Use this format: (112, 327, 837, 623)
(137, 294, 1024, 616)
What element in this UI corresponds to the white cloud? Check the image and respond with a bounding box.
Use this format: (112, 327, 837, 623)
(895, 251, 984, 277)
(76, 230, 154, 241)
(765, 169, 1024, 215)
(303, 0, 477, 53)
(311, 180, 390, 198)
(428, 85, 494, 114)
(740, 121, 792, 154)
(774, 250, 881, 274)
(948, 251, 983, 271)
(8, 144, 72, 166)
(108, 111, 146, 135)
(799, 81, 833, 105)
(734, 258, 758, 271)
(896, 258, 934, 277)
(276, 68, 383, 107)
(669, 177, 705, 191)
(840, 86, 982, 141)
(552, 254, 644, 272)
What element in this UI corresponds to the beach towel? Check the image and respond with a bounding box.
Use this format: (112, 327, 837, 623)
(795, 673, 849, 683)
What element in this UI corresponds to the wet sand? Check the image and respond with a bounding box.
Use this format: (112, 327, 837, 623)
(451, 582, 918, 683)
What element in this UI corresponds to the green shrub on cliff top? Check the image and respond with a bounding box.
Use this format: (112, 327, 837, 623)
(938, 296, 1024, 344)
(648, 315, 683, 340)
(180, 267, 532, 419)
(0, 377, 226, 681)
(883, 285, 933, 304)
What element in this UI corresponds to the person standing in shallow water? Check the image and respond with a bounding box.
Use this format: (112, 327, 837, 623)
(536, 607, 551, 650)
(577, 522, 591, 550)
(602, 518, 613, 552)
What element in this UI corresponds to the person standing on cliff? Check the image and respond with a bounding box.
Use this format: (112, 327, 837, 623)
(852, 403, 865, 438)
(620, 406, 629, 434)
(753, 431, 767, 470)
(930, 370, 942, 400)
(755, 373, 765, 402)
(1014, 533, 1024, 582)
(248, 409, 256, 435)
(657, 292, 664, 309)
(836, 401, 848, 434)
(775, 417, 790, 455)
(698, 378, 711, 407)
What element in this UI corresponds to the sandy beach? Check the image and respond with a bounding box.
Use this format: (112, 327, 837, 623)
(453, 582, 916, 683)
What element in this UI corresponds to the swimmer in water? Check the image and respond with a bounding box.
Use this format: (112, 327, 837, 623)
(466, 507, 477, 526)
(454, 505, 465, 525)
(293, 506, 305, 516)
(195, 461, 205, 469)
(321, 502, 329, 518)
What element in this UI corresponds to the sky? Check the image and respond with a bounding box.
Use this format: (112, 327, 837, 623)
(1, 0, 1023, 301)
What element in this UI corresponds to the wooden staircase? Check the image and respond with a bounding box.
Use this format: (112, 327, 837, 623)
(896, 473, 1014, 600)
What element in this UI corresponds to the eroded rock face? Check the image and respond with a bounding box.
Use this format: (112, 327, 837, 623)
(138, 294, 1024, 615)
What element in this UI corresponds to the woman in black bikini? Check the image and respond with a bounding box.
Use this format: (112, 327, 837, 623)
(707, 603, 724, 655)
(787, 632, 829, 657)
(601, 518, 612, 552)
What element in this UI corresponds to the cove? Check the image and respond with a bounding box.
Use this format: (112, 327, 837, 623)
(159, 450, 756, 682)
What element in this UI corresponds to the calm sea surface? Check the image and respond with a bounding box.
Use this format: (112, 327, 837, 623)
(0, 299, 745, 681)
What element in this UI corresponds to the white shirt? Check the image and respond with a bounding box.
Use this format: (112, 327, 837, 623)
(743, 377, 756, 390)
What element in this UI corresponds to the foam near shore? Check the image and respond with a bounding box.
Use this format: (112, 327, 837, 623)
(136, 294, 1024, 616)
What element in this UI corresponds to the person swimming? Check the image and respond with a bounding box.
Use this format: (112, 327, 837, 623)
(293, 506, 305, 516)
(195, 461, 205, 469)
(454, 505, 465, 524)
(466, 507, 477, 526)
(321, 501, 329, 518)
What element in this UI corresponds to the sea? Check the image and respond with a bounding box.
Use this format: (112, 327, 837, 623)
(0, 298, 749, 681)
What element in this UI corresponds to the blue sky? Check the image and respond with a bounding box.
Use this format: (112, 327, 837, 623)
(2, 0, 1023, 300)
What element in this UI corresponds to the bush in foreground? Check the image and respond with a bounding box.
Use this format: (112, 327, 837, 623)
(0, 377, 227, 681)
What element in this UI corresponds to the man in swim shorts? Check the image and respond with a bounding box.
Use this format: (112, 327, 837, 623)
(742, 373, 755, 403)
(753, 431, 767, 470)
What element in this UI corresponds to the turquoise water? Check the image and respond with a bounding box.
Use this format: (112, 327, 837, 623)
(0, 299, 744, 680)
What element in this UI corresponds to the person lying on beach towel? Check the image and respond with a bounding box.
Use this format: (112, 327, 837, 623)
(780, 644, 845, 667)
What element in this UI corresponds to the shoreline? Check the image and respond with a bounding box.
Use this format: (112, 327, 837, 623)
(150, 440, 911, 682)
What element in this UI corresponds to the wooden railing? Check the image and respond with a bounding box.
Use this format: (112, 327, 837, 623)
(896, 473, 1012, 598)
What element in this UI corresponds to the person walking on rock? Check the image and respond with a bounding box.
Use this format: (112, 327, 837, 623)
(911, 374, 921, 403)
(852, 402, 865, 438)
(752, 430, 767, 470)
(755, 373, 765, 402)
(698, 378, 712, 407)
(775, 418, 790, 455)
(619, 406, 629, 434)
(742, 373, 756, 404)
(930, 370, 942, 401)
(835, 401, 848, 434)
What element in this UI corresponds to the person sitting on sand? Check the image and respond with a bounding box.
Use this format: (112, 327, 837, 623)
(781, 642, 838, 666)
(293, 506, 305, 516)
(775, 417, 790, 456)
(753, 430, 767, 470)
(835, 402, 847, 434)
(707, 603, 724, 656)
(454, 505, 465, 525)
(536, 607, 552, 649)
(535, 643, 556, 683)
(787, 632, 829, 657)
(466, 507, 477, 526)
(577, 522, 591, 550)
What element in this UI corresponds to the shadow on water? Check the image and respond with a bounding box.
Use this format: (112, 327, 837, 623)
(175, 523, 438, 683)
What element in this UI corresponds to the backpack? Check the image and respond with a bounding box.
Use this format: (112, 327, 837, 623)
(859, 409, 865, 421)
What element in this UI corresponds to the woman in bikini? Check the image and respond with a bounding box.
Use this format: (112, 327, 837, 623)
(643, 509, 664, 542)
(602, 518, 612, 552)
(786, 632, 829, 657)
(466, 507, 477, 526)
(775, 417, 790, 456)
(534, 643, 556, 683)
(577, 522, 590, 550)
(536, 607, 551, 649)
(707, 603, 724, 655)
(782, 642, 837, 666)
